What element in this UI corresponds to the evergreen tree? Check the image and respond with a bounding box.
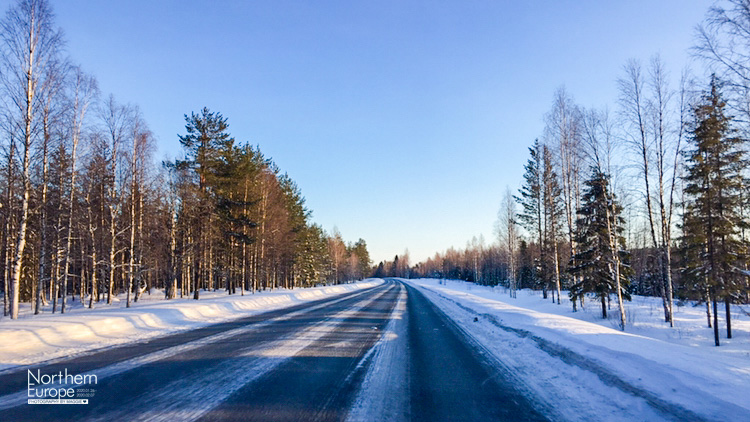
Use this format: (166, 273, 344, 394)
(517, 240, 534, 289)
(373, 262, 386, 279)
(515, 140, 563, 300)
(278, 173, 311, 288)
(351, 239, 371, 280)
(212, 143, 259, 294)
(296, 223, 330, 287)
(681, 77, 747, 346)
(177, 108, 233, 299)
(569, 169, 632, 320)
(515, 140, 544, 291)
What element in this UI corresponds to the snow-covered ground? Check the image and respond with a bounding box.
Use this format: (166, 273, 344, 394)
(406, 278, 750, 421)
(0, 280, 382, 373)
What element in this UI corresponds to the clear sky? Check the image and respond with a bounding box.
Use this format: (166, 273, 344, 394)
(38, 0, 710, 264)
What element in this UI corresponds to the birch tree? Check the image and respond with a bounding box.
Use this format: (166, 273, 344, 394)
(59, 67, 97, 313)
(542, 145, 563, 304)
(498, 187, 519, 298)
(619, 59, 671, 324)
(34, 56, 65, 314)
(1, 0, 63, 318)
(545, 88, 583, 306)
(645, 57, 691, 327)
(1, 119, 18, 317)
(695, 0, 750, 127)
(99, 95, 130, 304)
(126, 110, 145, 307)
(619, 57, 689, 326)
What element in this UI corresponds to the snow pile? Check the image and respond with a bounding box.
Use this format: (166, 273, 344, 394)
(0, 280, 382, 372)
(407, 278, 750, 421)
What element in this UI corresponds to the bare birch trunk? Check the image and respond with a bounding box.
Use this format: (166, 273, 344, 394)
(106, 124, 119, 304)
(60, 115, 79, 314)
(168, 196, 177, 300)
(134, 172, 144, 302)
(61, 69, 95, 313)
(705, 285, 712, 328)
(127, 145, 136, 308)
(87, 193, 97, 308)
(36, 112, 51, 314)
(3, 135, 16, 317)
(52, 189, 63, 313)
(605, 190, 626, 331)
(8, 18, 35, 320)
(552, 238, 561, 305)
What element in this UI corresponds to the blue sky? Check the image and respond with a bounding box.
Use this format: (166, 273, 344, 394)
(43, 0, 709, 264)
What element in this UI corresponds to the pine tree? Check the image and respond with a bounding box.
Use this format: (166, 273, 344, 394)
(177, 108, 233, 299)
(569, 169, 632, 321)
(681, 77, 746, 346)
(278, 173, 310, 288)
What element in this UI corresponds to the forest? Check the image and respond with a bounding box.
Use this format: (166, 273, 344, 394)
(0, 0, 371, 321)
(404, 1, 750, 346)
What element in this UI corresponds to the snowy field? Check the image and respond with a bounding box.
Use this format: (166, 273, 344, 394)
(0, 280, 382, 372)
(406, 278, 750, 421)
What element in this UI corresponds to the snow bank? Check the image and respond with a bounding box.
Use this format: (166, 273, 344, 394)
(0, 280, 382, 372)
(407, 278, 750, 421)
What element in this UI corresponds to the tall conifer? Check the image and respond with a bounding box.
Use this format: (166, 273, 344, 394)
(569, 169, 632, 320)
(682, 77, 747, 346)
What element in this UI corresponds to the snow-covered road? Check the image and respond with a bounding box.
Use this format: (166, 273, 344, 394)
(1, 278, 742, 421)
(406, 278, 750, 421)
(1, 280, 547, 421)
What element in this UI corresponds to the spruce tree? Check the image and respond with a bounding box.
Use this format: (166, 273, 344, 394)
(681, 77, 746, 346)
(515, 140, 545, 292)
(569, 169, 631, 321)
(352, 239, 372, 279)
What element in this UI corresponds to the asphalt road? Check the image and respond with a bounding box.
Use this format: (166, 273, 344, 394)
(0, 280, 548, 422)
